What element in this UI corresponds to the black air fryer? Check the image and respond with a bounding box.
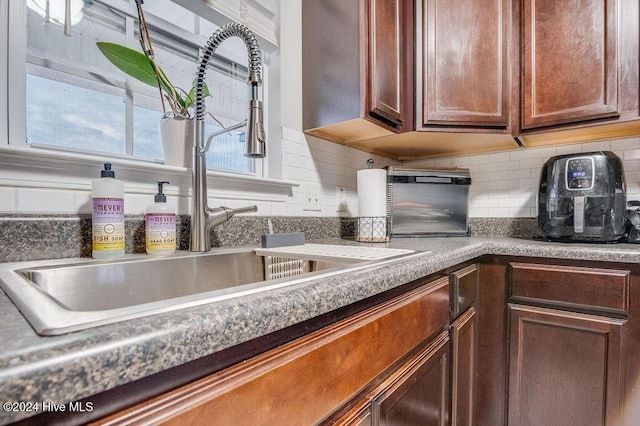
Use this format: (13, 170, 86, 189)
(538, 151, 626, 242)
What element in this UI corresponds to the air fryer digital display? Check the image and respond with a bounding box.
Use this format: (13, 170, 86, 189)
(565, 157, 595, 190)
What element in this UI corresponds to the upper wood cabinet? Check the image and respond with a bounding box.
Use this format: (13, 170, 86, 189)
(520, 0, 619, 130)
(417, 0, 512, 129)
(302, 0, 414, 144)
(365, 0, 414, 129)
(301, 0, 640, 158)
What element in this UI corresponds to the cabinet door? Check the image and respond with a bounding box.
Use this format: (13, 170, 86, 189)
(374, 333, 450, 426)
(365, 0, 414, 130)
(508, 304, 624, 426)
(451, 307, 477, 426)
(418, 0, 511, 128)
(521, 0, 618, 129)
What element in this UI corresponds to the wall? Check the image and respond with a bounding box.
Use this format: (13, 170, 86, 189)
(404, 137, 640, 218)
(2, 0, 640, 222)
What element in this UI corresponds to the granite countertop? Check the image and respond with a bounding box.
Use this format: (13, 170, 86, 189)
(1, 236, 640, 424)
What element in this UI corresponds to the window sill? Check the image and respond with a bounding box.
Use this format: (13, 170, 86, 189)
(0, 145, 297, 204)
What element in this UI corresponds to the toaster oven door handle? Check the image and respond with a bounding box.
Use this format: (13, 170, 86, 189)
(574, 196, 585, 233)
(411, 176, 472, 185)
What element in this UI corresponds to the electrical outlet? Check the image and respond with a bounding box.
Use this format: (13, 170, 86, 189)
(336, 186, 347, 212)
(303, 183, 322, 211)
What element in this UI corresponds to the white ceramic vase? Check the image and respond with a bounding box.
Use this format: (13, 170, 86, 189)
(158, 116, 194, 168)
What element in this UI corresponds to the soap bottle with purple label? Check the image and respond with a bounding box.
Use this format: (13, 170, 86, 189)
(91, 163, 125, 259)
(145, 181, 176, 256)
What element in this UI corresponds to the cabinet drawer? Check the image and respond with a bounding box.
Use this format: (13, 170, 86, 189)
(509, 263, 630, 315)
(450, 264, 478, 319)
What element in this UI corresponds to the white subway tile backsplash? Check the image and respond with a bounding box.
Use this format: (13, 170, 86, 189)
(488, 151, 511, 163)
(507, 169, 532, 180)
(582, 140, 610, 152)
(499, 160, 523, 172)
(509, 149, 533, 160)
(529, 146, 557, 159)
(487, 207, 510, 217)
(519, 158, 544, 169)
(468, 154, 489, 165)
(624, 149, 640, 161)
(555, 144, 583, 155)
(75, 191, 92, 214)
(469, 207, 490, 217)
(475, 181, 499, 191)
(498, 198, 522, 208)
(498, 180, 521, 191)
(0, 188, 16, 213)
(477, 198, 497, 208)
(611, 137, 640, 151)
(451, 156, 471, 167)
(16, 189, 75, 213)
(508, 187, 533, 198)
(476, 162, 498, 173)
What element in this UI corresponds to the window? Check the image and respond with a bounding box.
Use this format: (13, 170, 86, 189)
(15, 0, 270, 175)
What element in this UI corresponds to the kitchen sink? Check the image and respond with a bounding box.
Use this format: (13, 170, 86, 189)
(0, 245, 416, 336)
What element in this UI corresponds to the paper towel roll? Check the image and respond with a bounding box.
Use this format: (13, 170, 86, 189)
(357, 168, 387, 217)
(357, 168, 388, 242)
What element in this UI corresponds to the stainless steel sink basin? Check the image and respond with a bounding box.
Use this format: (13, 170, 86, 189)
(16, 250, 265, 312)
(0, 245, 417, 336)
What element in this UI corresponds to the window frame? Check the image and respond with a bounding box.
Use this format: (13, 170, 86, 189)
(2, 0, 282, 184)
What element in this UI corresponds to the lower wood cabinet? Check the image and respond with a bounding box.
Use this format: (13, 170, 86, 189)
(336, 332, 450, 426)
(507, 262, 629, 426)
(93, 278, 450, 425)
(374, 332, 450, 426)
(508, 304, 624, 426)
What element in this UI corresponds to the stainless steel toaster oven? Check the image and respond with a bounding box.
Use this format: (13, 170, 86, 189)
(386, 167, 471, 237)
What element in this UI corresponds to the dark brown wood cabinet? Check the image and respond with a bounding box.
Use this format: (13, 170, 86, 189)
(507, 262, 630, 426)
(417, 0, 512, 129)
(365, 0, 414, 129)
(520, 0, 619, 130)
(507, 304, 624, 425)
(93, 278, 450, 425)
(301, 0, 640, 158)
(375, 333, 450, 426)
(335, 332, 450, 426)
(302, 0, 414, 144)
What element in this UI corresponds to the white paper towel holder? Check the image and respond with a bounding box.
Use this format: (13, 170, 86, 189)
(356, 159, 389, 242)
(356, 216, 390, 242)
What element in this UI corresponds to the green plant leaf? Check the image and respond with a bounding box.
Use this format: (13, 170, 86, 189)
(96, 42, 160, 87)
(186, 81, 211, 109)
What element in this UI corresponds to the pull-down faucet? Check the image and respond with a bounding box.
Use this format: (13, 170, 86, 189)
(190, 23, 266, 252)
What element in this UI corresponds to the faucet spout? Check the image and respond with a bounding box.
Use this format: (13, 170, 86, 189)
(205, 205, 258, 233)
(189, 23, 265, 252)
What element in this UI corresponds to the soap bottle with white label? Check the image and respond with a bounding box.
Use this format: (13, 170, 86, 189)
(92, 163, 125, 259)
(146, 181, 176, 255)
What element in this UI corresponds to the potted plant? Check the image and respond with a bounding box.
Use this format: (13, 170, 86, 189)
(96, 42, 207, 119)
(96, 3, 207, 167)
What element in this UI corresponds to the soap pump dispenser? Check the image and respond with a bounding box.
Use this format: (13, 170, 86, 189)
(92, 162, 125, 259)
(145, 181, 176, 255)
